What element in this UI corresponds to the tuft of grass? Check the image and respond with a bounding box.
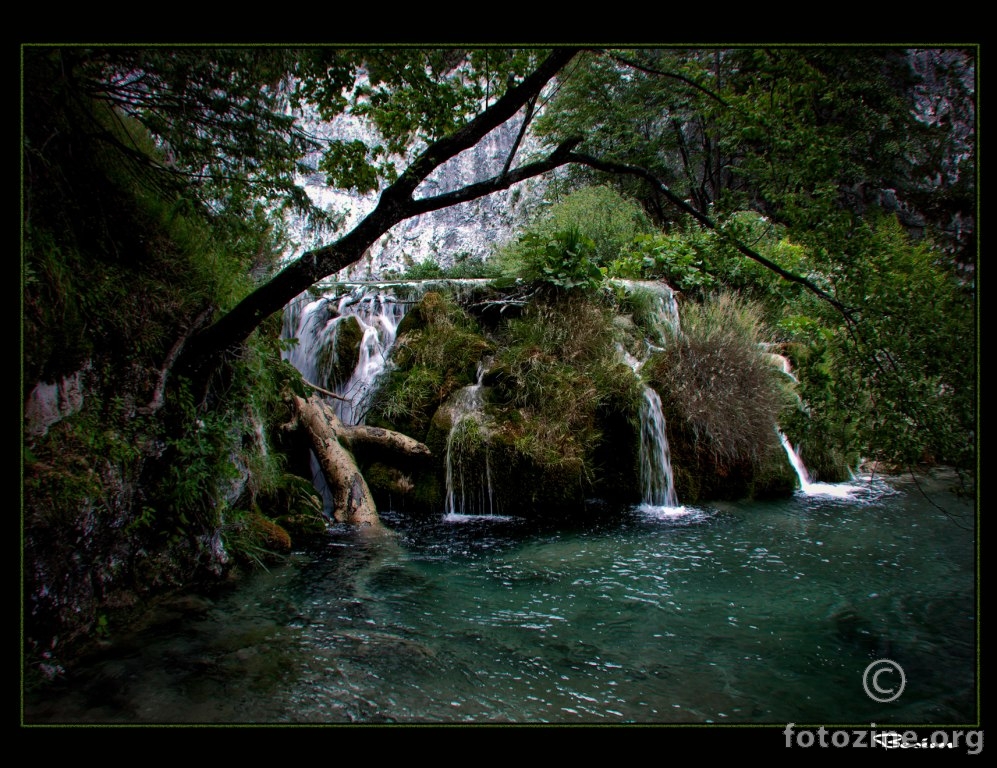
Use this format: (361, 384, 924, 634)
(368, 291, 490, 437)
(646, 291, 789, 468)
(491, 294, 641, 487)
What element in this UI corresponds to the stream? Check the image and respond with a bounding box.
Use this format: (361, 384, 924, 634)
(23, 469, 975, 725)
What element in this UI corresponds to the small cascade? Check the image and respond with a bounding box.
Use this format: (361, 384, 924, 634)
(614, 279, 681, 332)
(779, 431, 813, 491)
(765, 349, 859, 498)
(443, 361, 500, 519)
(282, 283, 417, 515)
(615, 311, 685, 514)
(760, 342, 809, 415)
(282, 285, 411, 425)
(639, 386, 680, 509)
(778, 431, 860, 498)
(331, 290, 407, 424)
(762, 348, 798, 383)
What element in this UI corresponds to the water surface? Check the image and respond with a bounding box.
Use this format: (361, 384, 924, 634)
(23, 470, 976, 725)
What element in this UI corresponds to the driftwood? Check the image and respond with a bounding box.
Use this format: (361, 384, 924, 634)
(302, 378, 349, 402)
(293, 394, 430, 530)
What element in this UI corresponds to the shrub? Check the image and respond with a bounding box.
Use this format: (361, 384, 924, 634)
(646, 291, 790, 469)
(539, 185, 653, 266)
(368, 291, 490, 437)
(492, 185, 654, 287)
(489, 294, 642, 500)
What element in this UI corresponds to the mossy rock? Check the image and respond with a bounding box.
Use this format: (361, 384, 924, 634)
(364, 460, 442, 515)
(257, 473, 324, 521)
(226, 510, 292, 566)
(316, 315, 364, 390)
(274, 511, 328, 540)
(491, 429, 590, 516)
(249, 512, 292, 554)
(394, 291, 445, 338)
(365, 462, 416, 500)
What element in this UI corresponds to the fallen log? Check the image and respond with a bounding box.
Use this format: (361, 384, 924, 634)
(344, 425, 432, 459)
(292, 394, 431, 530)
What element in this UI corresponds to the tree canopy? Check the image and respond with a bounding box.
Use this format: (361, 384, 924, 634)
(23, 44, 976, 471)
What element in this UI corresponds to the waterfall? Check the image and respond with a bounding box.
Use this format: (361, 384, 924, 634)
(282, 285, 410, 425)
(778, 431, 860, 498)
(613, 286, 685, 514)
(778, 431, 813, 492)
(329, 290, 407, 424)
(282, 284, 415, 515)
(443, 362, 500, 519)
(639, 386, 680, 509)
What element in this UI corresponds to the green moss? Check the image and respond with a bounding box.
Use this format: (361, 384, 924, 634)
(315, 315, 363, 389)
(223, 510, 292, 567)
(368, 291, 490, 438)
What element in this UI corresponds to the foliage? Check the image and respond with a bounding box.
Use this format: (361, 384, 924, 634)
(532, 185, 654, 265)
(490, 294, 642, 488)
(535, 48, 973, 257)
(368, 291, 490, 437)
(393, 253, 500, 280)
(22, 44, 976, 669)
(23, 47, 331, 234)
(494, 186, 653, 289)
(807, 215, 974, 469)
(221, 510, 292, 569)
(515, 227, 604, 292)
(532, 47, 975, 473)
(300, 48, 549, 192)
(645, 292, 790, 469)
(22, 53, 318, 668)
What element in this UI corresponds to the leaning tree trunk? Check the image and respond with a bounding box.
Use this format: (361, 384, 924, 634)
(293, 394, 431, 531)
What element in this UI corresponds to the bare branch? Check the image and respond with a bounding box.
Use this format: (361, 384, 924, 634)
(607, 51, 731, 108)
(302, 379, 349, 401)
(501, 96, 535, 178)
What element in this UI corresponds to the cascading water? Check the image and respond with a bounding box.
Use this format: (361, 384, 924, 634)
(639, 386, 679, 509)
(283, 280, 507, 519)
(777, 431, 860, 498)
(329, 290, 407, 425)
(282, 284, 416, 514)
(764, 349, 860, 498)
(779, 431, 814, 492)
(443, 361, 502, 519)
(282, 284, 410, 425)
(612, 281, 686, 513)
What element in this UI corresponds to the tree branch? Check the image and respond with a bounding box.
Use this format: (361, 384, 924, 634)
(302, 378, 349, 401)
(501, 96, 535, 178)
(607, 52, 731, 108)
(342, 425, 432, 459)
(566, 150, 855, 319)
(406, 137, 583, 216)
(179, 49, 581, 379)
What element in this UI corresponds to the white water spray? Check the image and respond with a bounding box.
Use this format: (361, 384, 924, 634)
(639, 387, 681, 509)
(778, 431, 859, 498)
(444, 361, 502, 519)
(282, 285, 410, 425)
(612, 283, 686, 515)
